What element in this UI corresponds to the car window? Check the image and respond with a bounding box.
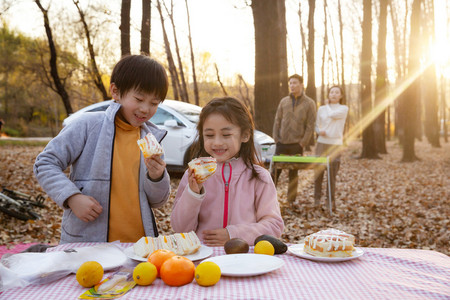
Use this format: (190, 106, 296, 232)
(163, 104, 200, 123)
(151, 107, 184, 126)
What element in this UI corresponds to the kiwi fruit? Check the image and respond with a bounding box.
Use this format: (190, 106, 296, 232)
(224, 238, 249, 254)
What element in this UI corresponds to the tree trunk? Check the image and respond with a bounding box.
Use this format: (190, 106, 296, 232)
(338, 0, 345, 97)
(422, 0, 440, 147)
(156, 0, 180, 100)
(251, 0, 287, 135)
(320, 0, 328, 106)
(140, 0, 151, 56)
(214, 63, 227, 96)
(35, 0, 72, 115)
(298, 2, 307, 81)
(360, 0, 379, 159)
(120, 0, 131, 56)
(306, 0, 316, 101)
(73, 0, 108, 100)
(185, 0, 199, 106)
(164, 0, 189, 102)
(400, 0, 421, 162)
(374, 0, 388, 154)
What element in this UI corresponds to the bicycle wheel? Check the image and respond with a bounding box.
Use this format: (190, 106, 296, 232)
(0, 204, 33, 221)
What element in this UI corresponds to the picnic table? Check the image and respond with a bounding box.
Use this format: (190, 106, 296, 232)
(1, 242, 448, 299)
(270, 155, 333, 214)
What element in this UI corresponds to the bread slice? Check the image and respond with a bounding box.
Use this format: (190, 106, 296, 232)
(133, 231, 201, 258)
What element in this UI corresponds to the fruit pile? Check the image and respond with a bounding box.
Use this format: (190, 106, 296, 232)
(75, 234, 287, 290)
(224, 234, 287, 256)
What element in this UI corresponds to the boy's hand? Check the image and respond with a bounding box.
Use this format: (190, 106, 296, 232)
(67, 194, 103, 222)
(188, 168, 203, 194)
(145, 155, 166, 181)
(202, 228, 230, 246)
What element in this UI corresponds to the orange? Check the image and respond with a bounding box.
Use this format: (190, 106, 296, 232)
(148, 249, 176, 277)
(160, 255, 195, 287)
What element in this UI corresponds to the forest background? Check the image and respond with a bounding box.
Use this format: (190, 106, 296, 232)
(0, 1, 448, 253)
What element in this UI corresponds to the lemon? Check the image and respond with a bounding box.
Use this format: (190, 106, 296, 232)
(254, 240, 275, 255)
(76, 261, 104, 288)
(133, 262, 157, 286)
(194, 261, 221, 287)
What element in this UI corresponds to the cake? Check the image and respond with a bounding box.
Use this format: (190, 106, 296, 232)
(137, 133, 164, 158)
(303, 228, 355, 257)
(133, 231, 201, 258)
(188, 157, 217, 183)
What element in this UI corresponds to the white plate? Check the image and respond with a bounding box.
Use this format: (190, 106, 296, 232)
(124, 245, 213, 262)
(203, 253, 285, 277)
(288, 244, 364, 262)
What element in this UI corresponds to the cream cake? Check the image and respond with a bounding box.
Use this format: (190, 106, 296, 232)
(304, 228, 355, 257)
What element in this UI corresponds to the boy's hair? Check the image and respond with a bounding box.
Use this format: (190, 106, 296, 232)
(329, 85, 345, 104)
(110, 55, 168, 101)
(288, 74, 303, 83)
(191, 97, 262, 179)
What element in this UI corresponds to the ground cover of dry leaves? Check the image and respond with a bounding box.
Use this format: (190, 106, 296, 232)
(0, 139, 448, 255)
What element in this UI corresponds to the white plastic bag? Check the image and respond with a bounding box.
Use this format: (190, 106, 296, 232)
(0, 243, 127, 292)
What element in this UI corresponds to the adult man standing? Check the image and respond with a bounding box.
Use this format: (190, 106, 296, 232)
(272, 74, 316, 204)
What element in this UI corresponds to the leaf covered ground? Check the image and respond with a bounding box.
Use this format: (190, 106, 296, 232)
(0, 139, 448, 255)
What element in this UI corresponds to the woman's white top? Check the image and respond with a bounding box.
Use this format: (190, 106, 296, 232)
(315, 103, 348, 145)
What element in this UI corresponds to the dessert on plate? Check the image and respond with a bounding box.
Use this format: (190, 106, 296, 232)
(133, 231, 201, 257)
(303, 228, 355, 257)
(137, 133, 164, 158)
(188, 157, 217, 183)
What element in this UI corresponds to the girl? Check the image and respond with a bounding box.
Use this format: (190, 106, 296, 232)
(314, 85, 349, 210)
(171, 97, 284, 246)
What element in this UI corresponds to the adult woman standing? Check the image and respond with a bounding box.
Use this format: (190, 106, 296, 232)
(314, 86, 348, 210)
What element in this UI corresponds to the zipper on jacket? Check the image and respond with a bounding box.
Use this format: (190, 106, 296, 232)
(221, 162, 232, 228)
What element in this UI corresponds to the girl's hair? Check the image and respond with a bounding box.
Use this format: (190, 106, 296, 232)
(192, 97, 262, 179)
(110, 55, 168, 101)
(328, 85, 345, 104)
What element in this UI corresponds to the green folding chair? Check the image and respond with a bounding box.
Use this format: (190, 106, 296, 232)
(270, 155, 332, 215)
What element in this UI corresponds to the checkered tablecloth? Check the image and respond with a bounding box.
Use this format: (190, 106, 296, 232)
(1, 243, 449, 300)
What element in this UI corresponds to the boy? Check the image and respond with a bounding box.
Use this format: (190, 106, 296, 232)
(34, 55, 170, 244)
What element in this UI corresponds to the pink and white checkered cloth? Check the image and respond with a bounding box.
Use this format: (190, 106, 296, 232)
(1, 243, 449, 299)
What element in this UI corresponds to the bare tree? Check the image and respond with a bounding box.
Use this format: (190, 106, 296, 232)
(35, 0, 72, 115)
(214, 63, 228, 96)
(156, 0, 180, 100)
(185, 0, 199, 105)
(374, 0, 388, 154)
(422, 0, 440, 147)
(320, 0, 328, 105)
(360, 0, 379, 159)
(73, 0, 108, 100)
(251, 0, 288, 135)
(297, 2, 307, 79)
(163, 0, 188, 102)
(337, 0, 345, 101)
(305, 0, 316, 101)
(141, 0, 151, 55)
(399, 0, 422, 162)
(121, 0, 131, 56)
(237, 74, 253, 117)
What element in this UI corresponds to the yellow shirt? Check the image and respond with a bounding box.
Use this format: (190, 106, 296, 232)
(108, 116, 145, 242)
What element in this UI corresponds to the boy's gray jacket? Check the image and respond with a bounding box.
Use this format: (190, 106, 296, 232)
(34, 102, 170, 243)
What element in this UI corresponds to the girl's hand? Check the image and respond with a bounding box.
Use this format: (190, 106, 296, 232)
(67, 194, 103, 222)
(188, 168, 203, 194)
(202, 228, 230, 246)
(145, 155, 166, 181)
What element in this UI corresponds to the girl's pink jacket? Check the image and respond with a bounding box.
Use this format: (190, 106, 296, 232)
(171, 158, 284, 246)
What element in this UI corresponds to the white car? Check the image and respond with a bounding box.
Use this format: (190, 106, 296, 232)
(62, 100, 275, 173)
